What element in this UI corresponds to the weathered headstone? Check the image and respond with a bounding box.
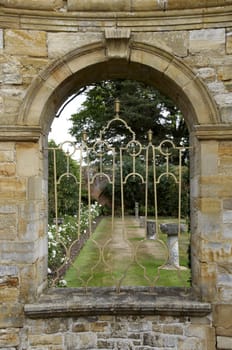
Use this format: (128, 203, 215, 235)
(147, 220, 156, 240)
(160, 223, 187, 267)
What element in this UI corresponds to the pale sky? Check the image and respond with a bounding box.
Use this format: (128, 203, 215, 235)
(49, 94, 86, 144)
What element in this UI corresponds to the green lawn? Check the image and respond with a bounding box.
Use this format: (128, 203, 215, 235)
(64, 216, 191, 288)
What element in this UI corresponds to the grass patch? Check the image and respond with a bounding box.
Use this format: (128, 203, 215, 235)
(65, 216, 191, 288)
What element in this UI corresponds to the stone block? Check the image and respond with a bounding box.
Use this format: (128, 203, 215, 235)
(1, 89, 23, 119)
(198, 212, 221, 240)
(0, 0, 63, 10)
(24, 318, 45, 335)
(0, 213, 17, 240)
(218, 273, 232, 289)
(215, 93, 232, 107)
(218, 287, 232, 302)
(28, 176, 43, 200)
(16, 143, 39, 177)
(226, 29, 232, 54)
(0, 288, 19, 302)
(0, 329, 19, 347)
(0, 150, 14, 163)
(198, 198, 221, 214)
(47, 32, 102, 58)
(68, 0, 130, 11)
(0, 265, 18, 277)
(22, 220, 41, 241)
(19, 264, 39, 302)
(0, 163, 16, 177)
(218, 66, 232, 81)
(0, 178, 26, 200)
(223, 210, 232, 224)
(198, 261, 217, 287)
(214, 304, 232, 336)
(197, 67, 216, 82)
(0, 241, 38, 264)
(217, 336, 232, 349)
(0, 142, 15, 152)
(200, 141, 218, 176)
(0, 303, 23, 328)
(162, 324, 183, 335)
(220, 106, 232, 123)
(19, 57, 49, 85)
(5, 29, 47, 57)
(43, 63, 72, 90)
(18, 202, 40, 221)
(66, 49, 105, 82)
(201, 241, 232, 264)
(143, 332, 172, 347)
(1, 58, 22, 85)
(90, 321, 108, 333)
(183, 54, 210, 68)
(218, 142, 232, 173)
(65, 332, 97, 349)
(218, 141, 232, 157)
(0, 29, 3, 49)
(207, 81, 226, 94)
(189, 28, 225, 53)
(222, 223, 232, 239)
(185, 324, 215, 344)
(29, 334, 63, 346)
(223, 199, 232, 210)
(219, 179, 232, 197)
(46, 318, 69, 334)
(135, 31, 189, 57)
(224, 81, 232, 92)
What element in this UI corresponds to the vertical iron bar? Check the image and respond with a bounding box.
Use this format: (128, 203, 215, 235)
(111, 148, 115, 235)
(77, 144, 83, 240)
(87, 149, 92, 236)
(120, 147, 125, 223)
(178, 148, 182, 237)
(153, 146, 158, 235)
(145, 145, 149, 226)
(53, 149, 58, 235)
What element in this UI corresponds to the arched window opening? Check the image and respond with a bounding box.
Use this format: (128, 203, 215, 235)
(48, 80, 191, 290)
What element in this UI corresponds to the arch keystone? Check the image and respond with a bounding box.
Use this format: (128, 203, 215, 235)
(105, 29, 131, 59)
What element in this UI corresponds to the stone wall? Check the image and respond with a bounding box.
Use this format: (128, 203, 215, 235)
(0, 1, 232, 349)
(22, 315, 213, 350)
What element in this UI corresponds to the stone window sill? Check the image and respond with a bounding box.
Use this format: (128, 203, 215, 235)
(24, 287, 211, 319)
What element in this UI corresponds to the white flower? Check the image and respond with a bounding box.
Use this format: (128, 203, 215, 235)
(59, 279, 67, 287)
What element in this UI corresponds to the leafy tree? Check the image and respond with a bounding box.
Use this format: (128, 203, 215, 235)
(69, 80, 188, 150)
(68, 80, 189, 217)
(48, 140, 80, 222)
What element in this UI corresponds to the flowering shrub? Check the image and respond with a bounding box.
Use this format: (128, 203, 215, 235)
(48, 202, 102, 286)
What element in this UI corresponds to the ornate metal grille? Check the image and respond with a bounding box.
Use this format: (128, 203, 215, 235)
(48, 100, 190, 290)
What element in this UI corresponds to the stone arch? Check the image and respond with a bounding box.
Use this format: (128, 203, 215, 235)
(19, 39, 219, 134)
(17, 38, 221, 298)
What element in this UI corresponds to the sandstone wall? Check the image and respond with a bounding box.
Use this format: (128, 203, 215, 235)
(0, 2, 232, 349)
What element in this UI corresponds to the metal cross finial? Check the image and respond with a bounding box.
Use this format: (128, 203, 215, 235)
(82, 131, 87, 142)
(148, 129, 153, 143)
(115, 98, 120, 116)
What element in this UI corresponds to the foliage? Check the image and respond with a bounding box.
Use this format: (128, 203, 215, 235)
(69, 80, 189, 150)
(48, 140, 80, 222)
(101, 158, 189, 217)
(48, 202, 102, 285)
(156, 164, 189, 217)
